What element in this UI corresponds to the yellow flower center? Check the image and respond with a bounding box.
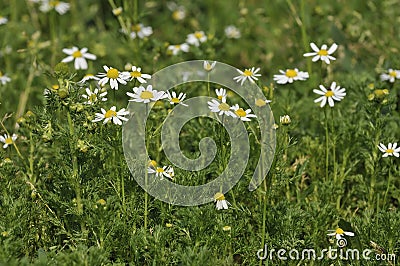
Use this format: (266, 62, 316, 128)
(5, 137, 13, 145)
(386, 149, 394, 154)
(175, 45, 181, 49)
(255, 99, 266, 107)
(204, 63, 213, 71)
(389, 71, 397, 77)
(214, 192, 225, 201)
(0, 71, 3, 77)
(132, 24, 141, 32)
(52, 84, 59, 90)
(105, 109, 117, 118)
(217, 95, 224, 100)
(243, 69, 253, 76)
(172, 10, 183, 20)
(106, 68, 119, 79)
(97, 199, 106, 205)
(140, 91, 154, 99)
(194, 32, 203, 39)
(89, 94, 97, 102)
(222, 226, 231, 231)
(285, 69, 298, 78)
(156, 167, 164, 173)
(335, 228, 345, 235)
(235, 108, 247, 117)
(50, 0, 60, 7)
(171, 97, 180, 103)
(112, 7, 122, 16)
(218, 102, 230, 111)
(325, 90, 334, 97)
(130, 71, 141, 78)
(318, 49, 328, 56)
(72, 50, 82, 58)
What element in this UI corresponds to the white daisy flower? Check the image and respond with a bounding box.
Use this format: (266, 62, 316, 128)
(313, 82, 346, 108)
(166, 91, 188, 106)
(126, 85, 166, 104)
(215, 88, 227, 100)
(82, 88, 107, 105)
(172, 8, 185, 21)
(79, 73, 100, 83)
(208, 97, 236, 117)
(61, 46, 97, 70)
(0, 133, 17, 149)
(273, 68, 309, 84)
(39, 0, 70, 15)
(224, 25, 241, 39)
(280, 115, 291, 125)
(112, 7, 123, 16)
(378, 143, 400, 158)
(255, 98, 271, 107)
(92, 106, 129, 125)
(0, 71, 11, 85)
(233, 67, 261, 86)
(380, 69, 400, 83)
(148, 165, 174, 180)
(186, 31, 207, 47)
(0, 16, 8, 25)
(167, 43, 189, 55)
(327, 228, 355, 240)
(122, 66, 151, 84)
(130, 23, 153, 39)
(97, 65, 127, 90)
(167, 2, 186, 21)
(203, 60, 216, 72)
(230, 104, 257, 121)
(303, 42, 338, 64)
(214, 192, 231, 210)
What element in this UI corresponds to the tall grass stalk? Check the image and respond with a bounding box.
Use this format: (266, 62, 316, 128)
(324, 108, 329, 181)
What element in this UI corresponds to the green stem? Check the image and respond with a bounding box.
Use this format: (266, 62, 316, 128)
(300, 0, 311, 75)
(144, 103, 149, 229)
(49, 11, 58, 67)
(259, 175, 268, 266)
(207, 73, 210, 97)
(120, 149, 126, 213)
(324, 108, 329, 181)
(284, 127, 290, 201)
(144, 170, 148, 229)
(16, 58, 36, 119)
(332, 111, 337, 183)
(108, 0, 129, 34)
(133, 0, 138, 23)
(383, 166, 392, 207)
(67, 111, 85, 234)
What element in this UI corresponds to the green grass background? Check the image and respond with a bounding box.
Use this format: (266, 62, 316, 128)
(0, 0, 399, 265)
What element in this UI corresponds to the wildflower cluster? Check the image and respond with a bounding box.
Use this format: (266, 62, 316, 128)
(1, 1, 399, 264)
(208, 88, 256, 122)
